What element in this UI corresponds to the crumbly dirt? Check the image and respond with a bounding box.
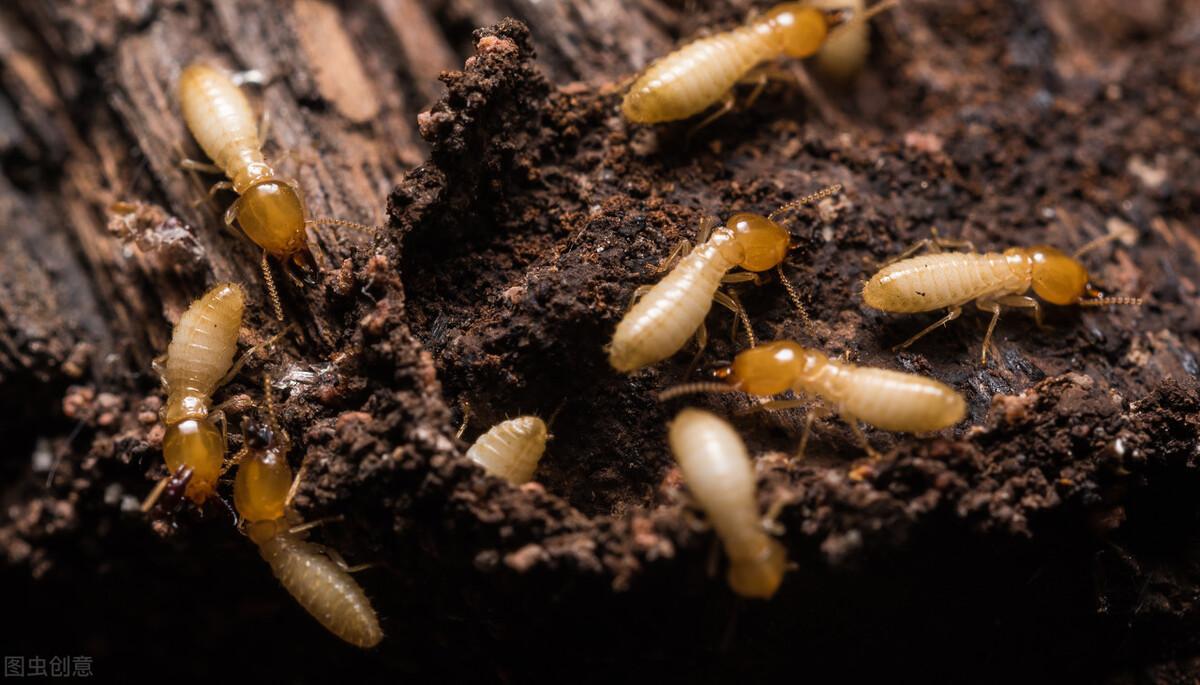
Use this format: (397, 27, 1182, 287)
(4, 2, 1200, 683)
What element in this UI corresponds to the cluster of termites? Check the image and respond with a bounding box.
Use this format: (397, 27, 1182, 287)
(135, 0, 1147, 643)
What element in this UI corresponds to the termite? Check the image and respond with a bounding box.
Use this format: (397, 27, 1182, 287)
(177, 64, 372, 320)
(810, 0, 870, 80)
(862, 230, 1144, 363)
(621, 1, 896, 127)
(232, 396, 383, 648)
(661, 340, 966, 458)
(149, 282, 246, 507)
(463, 416, 549, 485)
(669, 408, 786, 598)
(609, 184, 841, 373)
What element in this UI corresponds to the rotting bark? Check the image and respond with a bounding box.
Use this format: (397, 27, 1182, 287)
(3, 1, 1200, 683)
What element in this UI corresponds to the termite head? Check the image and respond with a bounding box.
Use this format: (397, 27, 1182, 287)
(728, 538, 787, 599)
(238, 179, 308, 257)
(162, 417, 223, 504)
(758, 3, 830, 58)
(233, 416, 294, 525)
(723, 213, 791, 271)
(1019, 245, 1090, 305)
(719, 340, 824, 396)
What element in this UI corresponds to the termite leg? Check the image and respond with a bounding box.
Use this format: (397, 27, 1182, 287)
(456, 400, 471, 440)
(139, 474, 172, 513)
(885, 228, 976, 265)
(786, 63, 846, 128)
(686, 91, 737, 142)
(841, 414, 881, 460)
(309, 543, 380, 574)
(713, 289, 755, 348)
(893, 304, 963, 353)
(284, 463, 308, 510)
(976, 299, 1004, 365)
(217, 325, 296, 388)
(627, 285, 653, 309)
(720, 272, 760, 285)
(193, 181, 235, 208)
(684, 322, 710, 379)
(179, 158, 223, 175)
(696, 216, 720, 245)
(737, 398, 807, 416)
(221, 445, 250, 476)
(653, 239, 693, 275)
(996, 294, 1045, 329)
(287, 513, 344, 537)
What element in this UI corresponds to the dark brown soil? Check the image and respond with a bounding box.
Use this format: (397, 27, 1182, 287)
(3, 1, 1200, 683)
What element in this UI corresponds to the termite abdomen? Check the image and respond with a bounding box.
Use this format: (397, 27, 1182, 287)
(465, 416, 548, 485)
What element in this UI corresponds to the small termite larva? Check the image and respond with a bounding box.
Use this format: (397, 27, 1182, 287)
(154, 282, 245, 505)
(862, 231, 1144, 363)
(465, 416, 549, 485)
(609, 185, 840, 373)
(811, 0, 870, 80)
(233, 410, 383, 649)
(178, 64, 373, 320)
(662, 340, 966, 457)
(621, 1, 895, 126)
(669, 408, 785, 599)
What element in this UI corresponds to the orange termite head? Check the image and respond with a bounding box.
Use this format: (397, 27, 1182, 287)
(757, 3, 831, 58)
(238, 179, 308, 258)
(719, 340, 825, 396)
(1019, 245, 1091, 305)
(233, 415, 294, 530)
(728, 538, 787, 599)
(724, 213, 792, 272)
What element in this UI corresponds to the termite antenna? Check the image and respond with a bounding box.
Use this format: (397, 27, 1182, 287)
(776, 264, 812, 329)
(547, 399, 568, 430)
(768, 184, 842, 223)
(1073, 230, 1134, 259)
(827, 0, 900, 43)
(455, 400, 471, 440)
(657, 382, 741, 402)
(1079, 296, 1143, 307)
(306, 218, 378, 234)
(261, 250, 284, 321)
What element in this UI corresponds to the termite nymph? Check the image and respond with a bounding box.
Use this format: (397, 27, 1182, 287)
(178, 64, 373, 319)
(609, 185, 840, 373)
(662, 340, 966, 458)
(862, 231, 1144, 363)
(232, 394, 383, 649)
(464, 416, 549, 485)
(150, 282, 246, 506)
(621, 1, 896, 127)
(669, 408, 786, 598)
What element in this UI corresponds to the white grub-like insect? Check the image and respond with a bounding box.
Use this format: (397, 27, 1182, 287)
(662, 340, 966, 458)
(148, 282, 245, 507)
(233, 395, 382, 648)
(177, 64, 373, 320)
(668, 408, 786, 599)
(621, 1, 896, 127)
(608, 185, 841, 373)
(811, 0, 870, 80)
(862, 230, 1144, 364)
(464, 415, 549, 485)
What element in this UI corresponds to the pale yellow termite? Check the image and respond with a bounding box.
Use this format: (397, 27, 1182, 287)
(178, 64, 371, 320)
(464, 416, 549, 485)
(621, 1, 896, 127)
(669, 408, 786, 599)
(811, 0, 870, 80)
(662, 340, 966, 457)
(609, 185, 841, 373)
(862, 231, 1144, 363)
(150, 282, 245, 506)
(234, 395, 382, 648)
